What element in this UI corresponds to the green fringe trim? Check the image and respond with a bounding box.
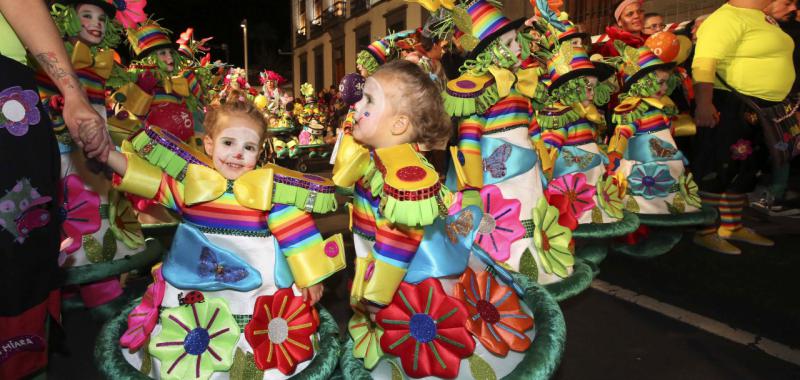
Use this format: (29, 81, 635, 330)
(273, 181, 338, 214)
(536, 107, 581, 130)
(530, 82, 549, 112)
(612, 228, 683, 258)
(622, 71, 661, 99)
(95, 300, 342, 380)
(573, 211, 640, 239)
(356, 51, 379, 76)
(636, 206, 717, 227)
(51, 4, 123, 49)
(131, 131, 193, 180)
(108, 64, 137, 90)
(594, 82, 613, 107)
(548, 77, 590, 106)
(443, 83, 500, 118)
(339, 273, 566, 380)
(541, 257, 595, 302)
(63, 238, 164, 286)
(612, 100, 650, 126)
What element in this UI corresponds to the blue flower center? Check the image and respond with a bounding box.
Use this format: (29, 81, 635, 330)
(113, 0, 127, 11)
(409, 313, 437, 343)
(57, 206, 68, 223)
(183, 327, 210, 355)
(642, 176, 656, 187)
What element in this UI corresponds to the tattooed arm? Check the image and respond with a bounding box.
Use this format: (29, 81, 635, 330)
(0, 0, 112, 162)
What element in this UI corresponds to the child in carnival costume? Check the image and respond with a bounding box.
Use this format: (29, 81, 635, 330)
(296, 83, 328, 158)
(97, 92, 345, 379)
(430, 0, 586, 293)
(605, 42, 711, 256)
(115, 20, 201, 144)
(36, 0, 157, 318)
(259, 70, 286, 116)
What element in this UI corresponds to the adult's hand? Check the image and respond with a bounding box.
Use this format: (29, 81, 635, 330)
(694, 101, 719, 128)
(63, 96, 113, 162)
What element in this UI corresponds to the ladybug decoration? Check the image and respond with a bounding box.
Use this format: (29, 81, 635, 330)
(178, 291, 205, 306)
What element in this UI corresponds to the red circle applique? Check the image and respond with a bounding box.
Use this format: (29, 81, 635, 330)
(396, 166, 427, 182)
(324, 241, 339, 258)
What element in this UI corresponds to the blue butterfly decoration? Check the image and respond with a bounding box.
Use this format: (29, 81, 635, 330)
(483, 143, 512, 179)
(198, 247, 249, 283)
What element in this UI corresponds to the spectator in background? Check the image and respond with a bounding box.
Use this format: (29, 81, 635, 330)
(593, 0, 647, 57)
(691, 0, 796, 253)
(643, 12, 666, 36)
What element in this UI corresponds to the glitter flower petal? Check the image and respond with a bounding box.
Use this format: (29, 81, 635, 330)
(121, 263, 166, 350)
(532, 198, 574, 278)
(244, 288, 318, 375)
(475, 185, 525, 262)
(377, 279, 475, 379)
(546, 173, 596, 219)
(679, 172, 702, 208)
(57, 174, 102, 254)
(348, 307, 384, 369)
(0, 86, 41, 137)
(627, 162, 676, 200)
(108, 189, 144, 249)
(596, 176, 625, 219)
(453, 268, 534, 356)
(149, 297, 240, 380)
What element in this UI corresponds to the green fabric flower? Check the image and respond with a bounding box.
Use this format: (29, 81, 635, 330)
(596, 176, 625, 219)
(149, 297, 241, 380)
(679, 172, 702, 208)
(348, 307, 384, 369)
(108, 189, 144, 249)
(532, 198, 574, 278)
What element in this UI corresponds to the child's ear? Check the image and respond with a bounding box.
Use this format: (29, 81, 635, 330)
(390, 115, 411, 136)
(203, 134, 214, 157)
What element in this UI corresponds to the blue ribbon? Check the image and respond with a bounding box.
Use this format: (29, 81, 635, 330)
(163, 223, 262, 292)
(405, 205, 483, 284)
(625, 134, 687, 165)
(481, 138, 538, 185)
(273, 239, 295, 289)
(552, 145, 606, 180)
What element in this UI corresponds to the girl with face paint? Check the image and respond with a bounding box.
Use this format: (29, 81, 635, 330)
(103, 92, 345, 378)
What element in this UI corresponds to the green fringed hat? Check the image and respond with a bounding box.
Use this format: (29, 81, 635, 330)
(59, 0, 117, 18)
(616, 42, 675, 92)
(547, 43, 614, 90)
(127, 20, 173, 59)
(356, 30, 416, 76)
(450, 0, 524, 59)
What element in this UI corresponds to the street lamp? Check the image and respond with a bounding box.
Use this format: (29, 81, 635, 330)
(240, 19, 249, 82)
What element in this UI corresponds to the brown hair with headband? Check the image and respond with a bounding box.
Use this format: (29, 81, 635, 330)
(372, 60, 452, 148)
(203, 90, 269, 143)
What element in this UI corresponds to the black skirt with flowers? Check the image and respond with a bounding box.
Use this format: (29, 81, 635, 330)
(690, 89, 772, 194)
(0, 53, 61, 379)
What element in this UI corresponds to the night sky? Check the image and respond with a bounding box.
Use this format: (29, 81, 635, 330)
(144, 0, 292, 77)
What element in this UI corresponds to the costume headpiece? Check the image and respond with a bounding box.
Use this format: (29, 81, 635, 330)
(615, 42, 674, 92)
(546, 44, 613, 90)
(176, 28, 213, 60)
(127, 20, 173, 59)
(259, 70, 287, 85)
(356, 30, 415, 75)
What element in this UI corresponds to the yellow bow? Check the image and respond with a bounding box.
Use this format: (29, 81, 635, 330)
(163, 75, 190, 97)
(71, 41, 114, 79)
(182, 164, 275, 210)
(514, 67, 540, 98)
(406, 0, 455, 12)
(488, 66, 516, 98)
(572, 102, 605, 125)
(113, 83, 153, 116)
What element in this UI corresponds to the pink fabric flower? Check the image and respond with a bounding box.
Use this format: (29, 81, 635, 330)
(475, 185, 525, 262)
(545, 172, 596, 220)
(57, 174, 101, 254)
(730, 139, 753, 161)
(113, 0, 148, 29)
(121, 264, 166, 350)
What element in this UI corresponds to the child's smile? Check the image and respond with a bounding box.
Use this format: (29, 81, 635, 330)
(203, 115, 264, 180)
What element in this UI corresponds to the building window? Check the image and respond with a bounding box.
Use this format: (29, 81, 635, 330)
(384, 6, 406, 34)
(332, 39, 345, 86)
(297, 0, 307, 35)
(314, 46, 325, 91)
(299, 53, 308, 85)
(354, 22, 371, 52)
(313, 0, 323, 25)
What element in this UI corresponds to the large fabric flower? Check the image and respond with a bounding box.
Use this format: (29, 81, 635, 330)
(57, 174, 101, 254)
(532, 198, 574, 278)
(546, 173, 596, 219)
(108, 189, 144, 249)
(377, 279, 475, 379)
(452, 268, 533, 356)
(679, 172, 701, 208)
(244, 288, 318, 375)
(113, 0, 148, 28)
(121, 263, 165, 350)
(475, 185, 525, 262)
(543, 192, 577, 231)
(149, 297, 240, 380)
(0, 86, 41, 137)
(730, 139, 753, 161)
(596, 176, 625, 219)
(348, 307, 384, 369)
(627, 162, 676, 200)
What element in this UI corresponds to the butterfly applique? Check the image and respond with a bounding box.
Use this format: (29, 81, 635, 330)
(649, 138, 678, 158)
(198, 247, 249, 283)
(561, 149, 594, 170)
(446, 209, 475, 244)
(483, 143, 512, 179)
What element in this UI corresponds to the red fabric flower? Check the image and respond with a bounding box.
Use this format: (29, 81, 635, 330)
(544, 192, 578, 231)
(57, 174, 101, 253)
(730, 139, 753, 161)
(377, 279, 475, 379)
(244, 289, 318, 375)
(453, 268, 534, 356)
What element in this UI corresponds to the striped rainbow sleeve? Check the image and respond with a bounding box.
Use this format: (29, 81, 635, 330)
(267, 204, 324, 255)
